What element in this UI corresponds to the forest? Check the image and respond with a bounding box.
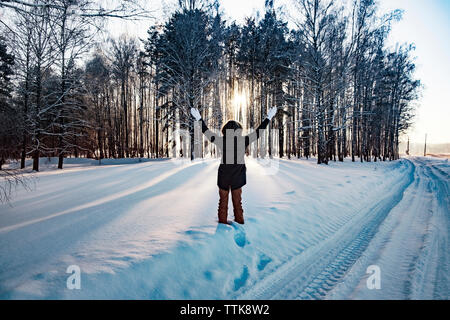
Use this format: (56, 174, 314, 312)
(0, 0, 421, 171)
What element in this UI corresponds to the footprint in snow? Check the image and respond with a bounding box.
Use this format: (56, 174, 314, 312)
(33, 273, 45, 280)
(204, 270, 213, 280)
(184, 229, 208, 240)
(231, 222, 248, 248)
(233, 265, 249, 291)
(215, 222, 232, 234)
(257, 254, 272, 271)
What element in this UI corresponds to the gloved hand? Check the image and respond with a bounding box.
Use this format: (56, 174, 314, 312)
(190, 107, 202, 121)
(267, 107, 277, 120)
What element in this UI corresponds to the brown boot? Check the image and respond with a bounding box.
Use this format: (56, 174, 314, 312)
(218, 188, 229, 224)
(231, 188, 244, 224)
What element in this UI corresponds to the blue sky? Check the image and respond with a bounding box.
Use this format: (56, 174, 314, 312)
(378, 0, 450, 144)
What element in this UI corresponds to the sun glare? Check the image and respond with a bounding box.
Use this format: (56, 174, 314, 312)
(232, 92, 247, 121)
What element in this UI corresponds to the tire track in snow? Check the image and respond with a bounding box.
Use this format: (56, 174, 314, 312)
(295, 160, 416, 299)
(327, 159, 436, 299)
(239, 160, 415, 299)
(412, 158, 449, 299)
(319, 157, 448, 299)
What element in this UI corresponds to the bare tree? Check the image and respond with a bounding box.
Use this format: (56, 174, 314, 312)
(0, 0, 420, 171)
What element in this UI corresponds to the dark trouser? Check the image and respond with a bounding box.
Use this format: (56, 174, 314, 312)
(218, 187, 244, 224)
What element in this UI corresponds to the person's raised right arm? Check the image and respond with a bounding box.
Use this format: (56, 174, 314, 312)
(245, 107, 277, 146)
(190, 107, 218, 143)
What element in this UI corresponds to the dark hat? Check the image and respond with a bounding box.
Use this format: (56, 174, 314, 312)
(221, 120, 243, 135)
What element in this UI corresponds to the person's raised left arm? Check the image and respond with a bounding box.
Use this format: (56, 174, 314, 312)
(245, 107, 277, 146)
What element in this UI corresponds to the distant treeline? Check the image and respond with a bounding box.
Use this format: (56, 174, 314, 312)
(400, 142, 450, 156)
(0, 0, 420, 171)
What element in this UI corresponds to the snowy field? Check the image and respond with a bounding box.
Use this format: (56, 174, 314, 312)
(0, 156, 448, 299)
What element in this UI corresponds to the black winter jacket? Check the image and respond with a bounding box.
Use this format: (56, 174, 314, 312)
(201, 118, 270, 190)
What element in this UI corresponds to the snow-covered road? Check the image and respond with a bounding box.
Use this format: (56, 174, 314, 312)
(0, 156, 448, 299)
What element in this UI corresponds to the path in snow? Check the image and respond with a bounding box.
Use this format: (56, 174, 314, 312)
(0, 157, 448, 299)
(242, 157, 448, 300)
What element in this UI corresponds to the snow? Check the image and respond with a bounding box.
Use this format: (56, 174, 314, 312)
(0, 156, 448, 299)
(5, 157, 169, 172)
